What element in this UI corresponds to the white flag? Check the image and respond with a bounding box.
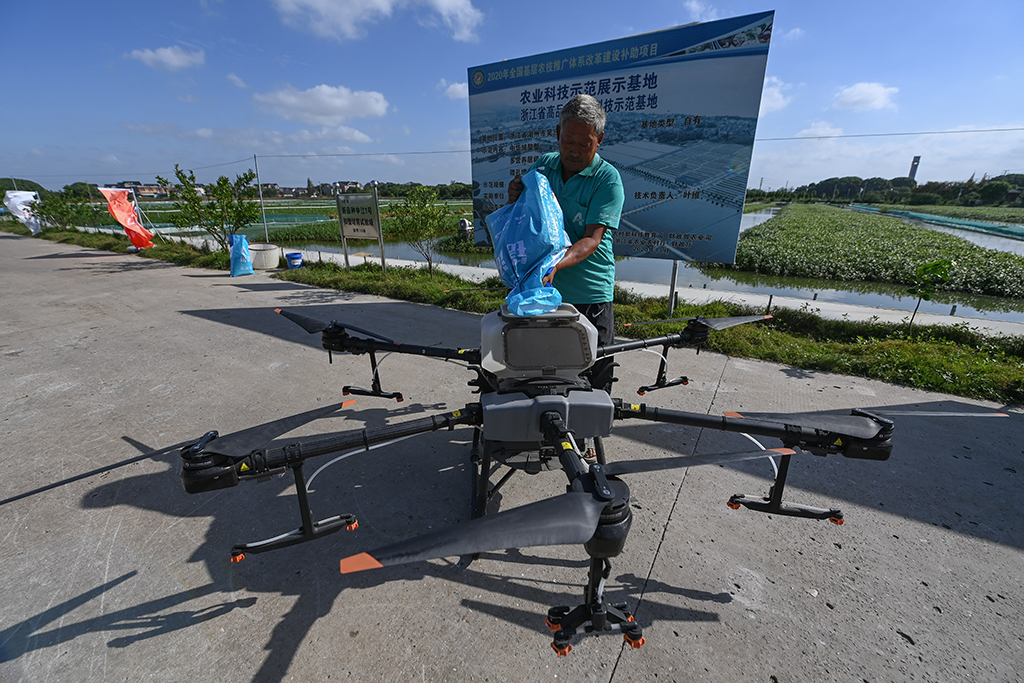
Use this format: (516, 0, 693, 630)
(3, 191, 42, 235)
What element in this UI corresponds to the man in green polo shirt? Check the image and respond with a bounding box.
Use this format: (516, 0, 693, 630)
(508, 94, 624, 394)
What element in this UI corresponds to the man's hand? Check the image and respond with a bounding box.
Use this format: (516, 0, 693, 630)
(542, 224, 608, 286)
(507, 175, 524, 205)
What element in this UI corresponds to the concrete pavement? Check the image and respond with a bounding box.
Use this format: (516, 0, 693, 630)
(1, 234, 1022, 682)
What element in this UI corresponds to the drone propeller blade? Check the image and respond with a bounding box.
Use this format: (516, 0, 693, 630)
(340, 492, 607, 574)
(699, 314, 773, 331)
(331, 322, 396, 343)
(624, 314, 771, 330)
(275, 309, 396, 342)
(722, 411, 887, 440)
(275, 308, 330, 334)
(603, 448, 794, 476)
(872, 410, 1008, 418)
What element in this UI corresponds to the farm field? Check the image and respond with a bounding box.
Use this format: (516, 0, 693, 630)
(875, 204, 1024, 225)
(731, 204, 1024, 298)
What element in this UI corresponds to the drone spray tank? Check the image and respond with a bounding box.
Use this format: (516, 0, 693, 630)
(478, 304, 614, 445)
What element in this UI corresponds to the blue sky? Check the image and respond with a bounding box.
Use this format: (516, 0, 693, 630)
(3, 0, 1022, 191)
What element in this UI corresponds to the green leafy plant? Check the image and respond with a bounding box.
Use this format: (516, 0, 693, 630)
(30, 189, 107, 231)
(388, 185, 452, 276)
(907, 259, 954, 335)
(157, 165, 260, 251)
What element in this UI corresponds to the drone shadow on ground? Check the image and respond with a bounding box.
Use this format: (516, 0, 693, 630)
(178, 285, 484, 350)
(2, 392, 742, 681)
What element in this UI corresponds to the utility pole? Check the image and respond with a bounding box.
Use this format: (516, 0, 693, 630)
(254, 154, 269, 243)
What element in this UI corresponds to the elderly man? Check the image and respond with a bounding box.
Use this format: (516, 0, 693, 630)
(508, 94, 624, 396)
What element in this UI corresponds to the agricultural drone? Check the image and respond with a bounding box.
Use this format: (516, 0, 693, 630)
(180, 304, 893, 655)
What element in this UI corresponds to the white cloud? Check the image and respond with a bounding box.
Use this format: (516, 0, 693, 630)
(759, 76, 792, 114)
(832, 82, 898, 111)
(273, 0, 483, 42)
(684, 0, 720, 22)
(177, 94, 200, 103)
(123, 120, 373, 147)
(291, 126, 374, 143)
(252, 84, 388, 126)
(227, 73, 248, 88)
(437, 78, 468, 100)
(126, 46, 205, 71)
(783, 27, 804, 40)
(795, 120, 844, 138)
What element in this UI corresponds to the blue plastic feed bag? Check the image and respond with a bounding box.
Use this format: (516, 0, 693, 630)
(229, 234, 255, 277)
(485, 170, 569, 316)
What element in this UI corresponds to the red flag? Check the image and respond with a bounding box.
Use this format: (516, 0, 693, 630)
(98, 188, 155, 249)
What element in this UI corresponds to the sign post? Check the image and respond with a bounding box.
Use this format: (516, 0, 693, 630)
(336, 189, 387, 274)
(468, 11, 773, 266)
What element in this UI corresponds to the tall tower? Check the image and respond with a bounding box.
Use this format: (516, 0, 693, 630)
(908, 156, 921, 181)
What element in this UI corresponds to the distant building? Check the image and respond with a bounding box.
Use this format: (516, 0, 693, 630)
(111, 182, 167, 198)
(135, 185, 167, 198)
(908, 156, 921, 181)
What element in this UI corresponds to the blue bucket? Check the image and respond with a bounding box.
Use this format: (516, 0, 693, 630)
(285, 252, 303, 269)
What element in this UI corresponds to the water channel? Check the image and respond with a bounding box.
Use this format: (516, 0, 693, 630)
(288, 209, 1024, 324)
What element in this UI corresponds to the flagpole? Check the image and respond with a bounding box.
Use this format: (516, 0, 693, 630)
(131, 188, 166, 243)
(254, 154, 269, 243)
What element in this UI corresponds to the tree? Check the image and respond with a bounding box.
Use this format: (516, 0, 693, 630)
(32, 191, 86, 230)
(157, 165, 260, 251)
(0, 178, 50, 197)
(890, 177, 917, 190)
(31, 189, 108, 230)
(389, 185, 452, 277)
(906, 259, 953, 336)
(862, 177, 892, 194)
(64, 182, 99, 200)
(978, 181, 1011, 205)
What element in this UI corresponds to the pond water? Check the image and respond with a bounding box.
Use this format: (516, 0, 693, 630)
(283, 209, 1024, 323)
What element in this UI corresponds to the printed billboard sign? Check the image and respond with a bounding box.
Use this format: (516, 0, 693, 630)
(337, 193, 381, 239)
(468, 11, 773, 264)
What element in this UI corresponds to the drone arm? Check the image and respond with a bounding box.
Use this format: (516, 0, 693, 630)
(320, 330, 481, 365)
(180, 405, 482, 495)
(597, 331, 698, 358)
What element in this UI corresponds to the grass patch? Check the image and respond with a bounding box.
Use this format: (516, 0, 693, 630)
(274, 260, 509, 314)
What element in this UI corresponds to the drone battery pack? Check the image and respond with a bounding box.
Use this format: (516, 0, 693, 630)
(480, 390, 614, 442)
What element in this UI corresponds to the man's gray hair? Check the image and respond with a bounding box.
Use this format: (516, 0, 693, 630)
(559, 94, 606, 136)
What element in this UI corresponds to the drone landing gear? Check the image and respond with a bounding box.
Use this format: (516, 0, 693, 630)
(470, 435, 610, 519)
(342, 350, 403, 402)
(470, 435, 523, 519)
(727, 449, 844, 524)
(637, 342, 688, 396)
(546, 558, 644, 656)
(231, 459, 359, 561)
